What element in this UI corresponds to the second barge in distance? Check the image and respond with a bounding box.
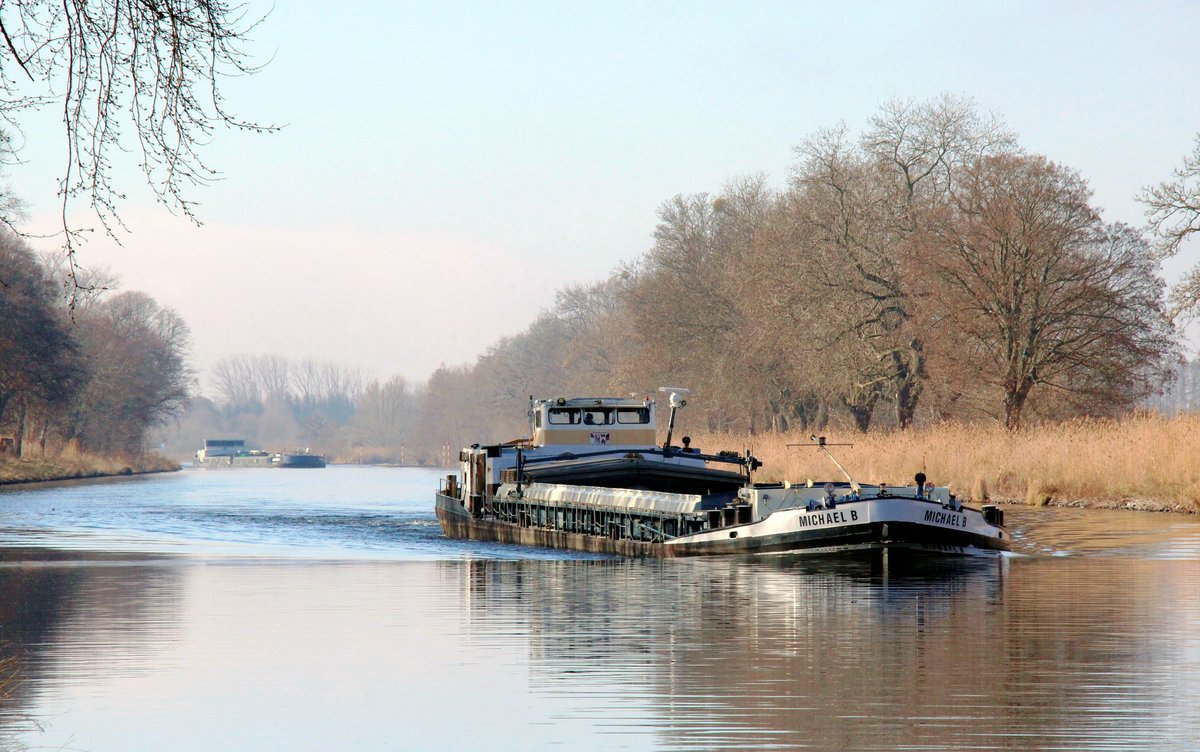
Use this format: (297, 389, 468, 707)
(435, 389, 1010, 558)
(194, 439, 273, 467)
(276, 450, 327, 469)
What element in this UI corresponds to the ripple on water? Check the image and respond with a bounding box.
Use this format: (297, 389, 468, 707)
(1004, 505, 1200, 559)
(0, 467, 608, 561)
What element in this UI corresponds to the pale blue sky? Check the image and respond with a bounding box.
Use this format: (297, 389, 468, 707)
(11, 1, 1200, 390)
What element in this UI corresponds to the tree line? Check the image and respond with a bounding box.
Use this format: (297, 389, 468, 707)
(167, 97, 1200, 465)
(409, 96, 1198, 456)
(2, 2, 266, 463)
(10, 95, 1200, 466)
(156, 355, 421, 463)
(0, 232, 191, 458)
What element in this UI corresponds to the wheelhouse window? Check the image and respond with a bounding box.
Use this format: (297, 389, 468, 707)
(583, 409, 612, 425)
(616, 408, 650, 424)
(547, 408, 580, 424)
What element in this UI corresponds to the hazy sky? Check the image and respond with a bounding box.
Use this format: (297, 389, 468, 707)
(10, 1, 1200, 394)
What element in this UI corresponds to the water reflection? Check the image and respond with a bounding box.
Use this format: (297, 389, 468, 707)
(1, 470, 1199, 751)
(459, 555, 1200, 751)
(0, 550, 185, 748)
(1, 553, 1198, 751)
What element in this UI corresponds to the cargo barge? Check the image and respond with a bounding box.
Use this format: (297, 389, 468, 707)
(193, 439, 273, 467)
(193, 440, 327, 468)
(435, 389, 1010, 558)
(276, 450, 327, 468)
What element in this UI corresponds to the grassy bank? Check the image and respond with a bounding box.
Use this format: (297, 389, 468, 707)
(0, 446, 179, 486)
(690, 413, 1200, 513)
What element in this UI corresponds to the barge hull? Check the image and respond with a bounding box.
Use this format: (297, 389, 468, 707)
(436, 492, 668, 556)
(435, 493, 1005, 558)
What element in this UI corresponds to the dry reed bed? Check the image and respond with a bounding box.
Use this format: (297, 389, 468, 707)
(690, 413, 1200, 513)
(0, 444, 178, 485)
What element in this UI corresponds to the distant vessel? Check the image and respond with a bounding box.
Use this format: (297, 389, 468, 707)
(194, 439, 272, 467)
(435, 389, 1010, 558)
(275, 450, 327, 469)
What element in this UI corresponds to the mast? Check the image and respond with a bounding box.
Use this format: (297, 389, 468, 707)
(799, 435, 861, 494)
(657, 387, 689, 455)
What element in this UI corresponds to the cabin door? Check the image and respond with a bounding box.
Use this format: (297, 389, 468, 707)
(469, 453, 487, 515)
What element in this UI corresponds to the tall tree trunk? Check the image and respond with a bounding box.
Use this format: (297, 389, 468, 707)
(891, 338, 925, 430)
(14, 399, 27, 458)
(768, 398, 789, 433)
(847, 404, 873, 433)
(795, 396, 831, 432)
(842, 394, 877, 433)
(1004, 374, 1035, 430)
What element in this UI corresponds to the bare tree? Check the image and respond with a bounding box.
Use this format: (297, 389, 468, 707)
(475, 313, 573, 409)
(705, 175, 826, 433)
(553, 275, 638, 392)
(622, 187, 769, 429)
(1141, 134, 1200, 316)
(0, 230, 81, 454)
(294, 359, 362, 405)
(70, 290, 194, 453)
(927, 154, 1176, 429)
(210, 355, 263, 413)
(788, 97, 1016, 430)
(0, 1, 275, 294)
(788, 126, 915, 431)
(351, 375, 417, 450)
(291, 359, 362, 443)
(411, 364, 493, 464)
(38, 252, 118, 310)
(863, 94, 1015, 212)
(252, 355, 292, 402)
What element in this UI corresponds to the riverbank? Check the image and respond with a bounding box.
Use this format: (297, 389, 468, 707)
(690, 413, 1200, 514)
(0, 451, 180, 486)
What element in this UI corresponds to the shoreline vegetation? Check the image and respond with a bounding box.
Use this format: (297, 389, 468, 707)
(691, 412, 1200, 515)
(5, 414, 1199, 515)
(0, 447, 179, 487)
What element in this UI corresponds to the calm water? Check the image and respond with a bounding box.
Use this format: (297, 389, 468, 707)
(1, 466, 1199, 751)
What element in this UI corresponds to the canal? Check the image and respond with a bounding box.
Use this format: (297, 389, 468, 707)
(1, 466, 1199, 750)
